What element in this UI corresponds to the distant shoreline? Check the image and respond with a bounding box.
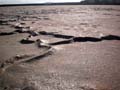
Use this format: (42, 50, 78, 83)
(0, 2, 120, 7)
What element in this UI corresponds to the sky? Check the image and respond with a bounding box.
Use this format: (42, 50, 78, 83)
(0, 0, 82, 4)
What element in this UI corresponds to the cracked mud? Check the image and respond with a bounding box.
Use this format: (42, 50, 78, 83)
(0, 5, 120, 90)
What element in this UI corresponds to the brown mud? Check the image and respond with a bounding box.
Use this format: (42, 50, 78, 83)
(0, 5, 120, 90)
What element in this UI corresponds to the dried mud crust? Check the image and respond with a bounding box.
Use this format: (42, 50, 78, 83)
(0, 22, 119, 90)
(0, 5, 120, 90)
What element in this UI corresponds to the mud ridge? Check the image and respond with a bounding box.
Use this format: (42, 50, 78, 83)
(39, 31, 120, 41)
(25, 49, 54, 63)
(39, 31, 74, 39)
(73, 37, 102, 42)
(0, 54, 34, 69)
(0, 30, 39, 36)
(19, 34, 119, 46)
(50, 38, 74, 45)
(0, 30, 120, 44)
(0, 32, 16, 36)
(0, 48, 54, 74)
(49, 35, 120, 45)
(101, 35, 120, 40)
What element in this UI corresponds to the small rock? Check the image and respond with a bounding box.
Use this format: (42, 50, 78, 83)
(20, 39, 35, 44)
(0, 63, 5, 68)
(20, 22, 26, 25)
(15, 55, 22, 60)
(36, 39, 51, 48)
(28, 31, 39, 36)
(14, 54, 31, 60)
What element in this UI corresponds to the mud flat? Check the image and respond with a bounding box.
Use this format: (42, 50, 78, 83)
(0, 5, 120, 90)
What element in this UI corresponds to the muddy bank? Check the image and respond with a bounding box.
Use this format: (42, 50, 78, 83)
(0, 5, 120, 90)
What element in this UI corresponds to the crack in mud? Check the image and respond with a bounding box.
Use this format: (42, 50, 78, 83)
(0, 25, 120, 65)
(0, 6, 120, 90)
(20, 34, 120, 45)
(39, 31, 74, 39)
(0, 54, 34, 74)
(0, 48, 54, 75)
(1, 29, 120, 42)
(0, 27, 120, 71)
(0, 28, 120, 74)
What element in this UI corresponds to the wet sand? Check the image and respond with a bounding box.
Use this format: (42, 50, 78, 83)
(0, 5, 120, 90)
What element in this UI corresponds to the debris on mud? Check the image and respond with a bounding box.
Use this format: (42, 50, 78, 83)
(36, 39, 51, 48)
(20, 39, 35, 44)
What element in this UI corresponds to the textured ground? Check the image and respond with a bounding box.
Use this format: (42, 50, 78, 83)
(0, 5, 120, 90)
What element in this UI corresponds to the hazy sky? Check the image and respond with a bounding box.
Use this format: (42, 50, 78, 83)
(0, 0, 82, 4)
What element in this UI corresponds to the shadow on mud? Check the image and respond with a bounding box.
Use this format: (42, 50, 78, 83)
(0, 32, 15, 36)
(0, 30, 120, 46)
(49, 35, 120, 45)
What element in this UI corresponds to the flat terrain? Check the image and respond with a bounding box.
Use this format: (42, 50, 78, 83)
(0, 5, 120, 90)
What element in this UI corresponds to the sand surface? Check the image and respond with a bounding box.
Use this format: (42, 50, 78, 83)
(0, 5, 120, 90)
